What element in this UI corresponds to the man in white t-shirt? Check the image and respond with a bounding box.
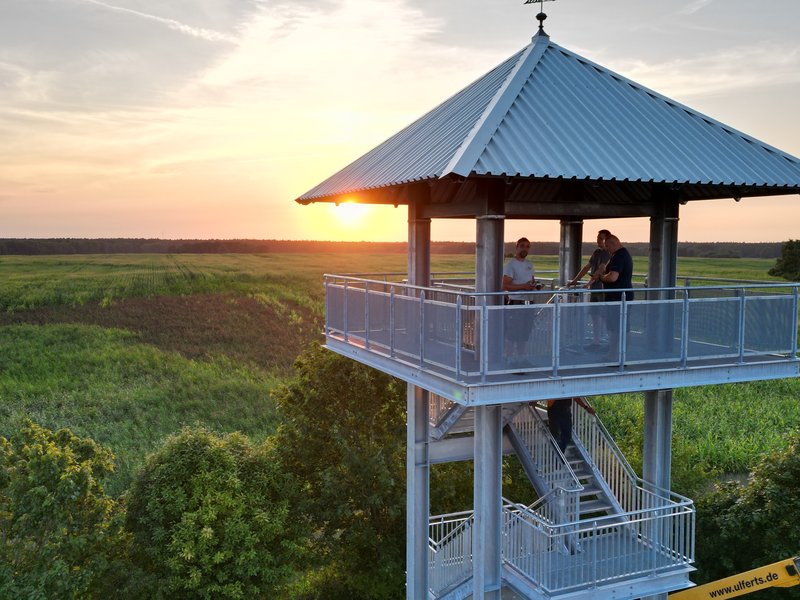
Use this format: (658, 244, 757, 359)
(502, 237, 540, 301)
(502, 237, 541, 356)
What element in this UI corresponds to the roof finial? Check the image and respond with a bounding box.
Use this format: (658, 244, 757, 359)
(524, 0, 555, 36)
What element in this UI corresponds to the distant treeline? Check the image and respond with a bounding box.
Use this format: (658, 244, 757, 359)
(0, 238, 783, 259)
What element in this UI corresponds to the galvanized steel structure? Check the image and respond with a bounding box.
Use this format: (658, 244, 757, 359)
(297, 25, 800, 600)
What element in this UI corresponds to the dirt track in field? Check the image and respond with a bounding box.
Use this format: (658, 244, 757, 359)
(0, 293, 320, 373)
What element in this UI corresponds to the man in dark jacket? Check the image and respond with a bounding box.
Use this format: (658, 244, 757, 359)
(568, 229, 611, 349)
(546, 397, 596, 452)
(600, 235, 634, 362)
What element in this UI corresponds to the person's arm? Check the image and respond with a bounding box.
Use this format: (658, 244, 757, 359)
(502, 274, 535, 292)
(585, 260, 610, 288)
(574, 397, 596, 415)
(568, 262, 591, 287)
(600, 270, 619, 284)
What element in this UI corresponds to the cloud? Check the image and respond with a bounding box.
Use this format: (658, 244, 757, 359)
(679, 0, 715, 16)
(605, 44, 800, 99)
(74, 0, 237, 43)
(0, 0, 256, 112)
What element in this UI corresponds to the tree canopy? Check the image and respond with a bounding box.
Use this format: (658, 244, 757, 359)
(0, 420, 128, 599)
(768, 239, 800, 281)
(125, 427, 303, 600)
(695, 430, 800, 598)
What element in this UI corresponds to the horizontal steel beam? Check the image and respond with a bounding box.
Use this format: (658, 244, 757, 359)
(428, 435, 515, 464)
(324, 339, 799, 405)
(417, 200, 653, 219)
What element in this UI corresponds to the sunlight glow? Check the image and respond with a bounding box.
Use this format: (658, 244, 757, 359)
(333, 201, 370, 228)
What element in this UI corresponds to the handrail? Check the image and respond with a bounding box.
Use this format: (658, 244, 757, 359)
(503, 487, 693, 531)
(327, 271, 782, 287)
(519, 405, 583, 492)
(571, 400, 693, 504)
(325, 274, 800, 385)
(574, 405, 639, 483)
(325, 274, 799, 297)
(429, 510, 473, 549)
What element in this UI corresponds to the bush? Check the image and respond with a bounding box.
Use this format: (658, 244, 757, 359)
(695, 430, 800, 598)
(0, 420, 129, 599)
(768, 239, 800, 281)
(125, 427, 302, 599)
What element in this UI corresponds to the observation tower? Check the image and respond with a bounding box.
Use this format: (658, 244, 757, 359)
(295, 5, 800, 599)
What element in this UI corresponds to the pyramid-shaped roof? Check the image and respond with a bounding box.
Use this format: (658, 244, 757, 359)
(297, 31, 800, 206)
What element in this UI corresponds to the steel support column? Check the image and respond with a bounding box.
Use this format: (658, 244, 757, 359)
(643, 389, 673, 491)
(408, 187, 431, 289)
(648, 200, 679, 299)
(643, 193, 679, 600)
(473, 405, 503, 599)
(406, 193, 431, 600)
(473, 182, 505, 599)
(406, 385, 429, 600)
(475, 224, 504, 298)
(559, 219, 584, 286)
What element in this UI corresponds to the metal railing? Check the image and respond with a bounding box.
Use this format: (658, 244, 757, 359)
(429, 511, 474, 595)
(429, 393, 456, 426)
(324, 274, 800, 383)
(502, 496, 695, 593)
(511, 407, 583, 497)
(427, 405, 696, 596)
(571, 402, 642, 513)
(429, 493, 694, 596)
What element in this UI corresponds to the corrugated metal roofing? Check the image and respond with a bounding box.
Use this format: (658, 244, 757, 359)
(297, 32, 800, 203)
(297, 49, 525, 201)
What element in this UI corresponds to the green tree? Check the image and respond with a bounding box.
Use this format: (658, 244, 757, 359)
(272, 344, 408, 599)
(695, 430, 800, 598)
(274, 344, 480, 599)
(125, 427, 302, 599)
(768, 239, 800, 281)
(0, 420, 130, 599)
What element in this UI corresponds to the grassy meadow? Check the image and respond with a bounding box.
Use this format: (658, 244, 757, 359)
(0, 252, 798, 496)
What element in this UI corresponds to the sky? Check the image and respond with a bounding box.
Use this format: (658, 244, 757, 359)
(1, 0, 799, 243)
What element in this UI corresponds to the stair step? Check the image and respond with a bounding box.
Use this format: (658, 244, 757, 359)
(579, 499, 612, 514)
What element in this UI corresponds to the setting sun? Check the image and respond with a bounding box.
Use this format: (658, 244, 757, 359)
(332, 201, 370, 228)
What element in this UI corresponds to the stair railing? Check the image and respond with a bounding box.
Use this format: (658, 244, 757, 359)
(511, 405, 583, 499)
(428, 511, 474, 595)
(570, 399, 696, 565)
(428, 393, 455, 427)
(571, 400, 638, 512)
(501, 497, 695, 594)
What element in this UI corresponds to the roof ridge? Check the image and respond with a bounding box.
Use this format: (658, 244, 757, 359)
(441, 35, 552, 178)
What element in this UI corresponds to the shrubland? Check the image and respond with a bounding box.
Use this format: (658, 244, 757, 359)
(0, 252, 798, 596)
(695, 430, 800, 599)
(0, 324, 281, 496)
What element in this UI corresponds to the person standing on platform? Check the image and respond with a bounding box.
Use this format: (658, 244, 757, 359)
(568, 229, 612, 350)
(546, 397, 596, 452)
(502, 237, 542, 358)
(600, 235, 634, 361)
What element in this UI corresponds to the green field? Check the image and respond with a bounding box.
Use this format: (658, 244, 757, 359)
(0, 252, 798, 496)
(0, 253, 786, 312)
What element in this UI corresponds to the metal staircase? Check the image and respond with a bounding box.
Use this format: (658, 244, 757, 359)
(427, 396, 695, 599)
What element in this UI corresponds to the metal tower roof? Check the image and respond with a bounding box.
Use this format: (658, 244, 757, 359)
(296, 31, 800, 206)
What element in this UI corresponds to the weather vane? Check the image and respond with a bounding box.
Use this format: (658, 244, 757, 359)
(524, 0, 556, 34)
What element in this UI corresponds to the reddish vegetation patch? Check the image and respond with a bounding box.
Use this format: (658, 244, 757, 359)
(0, 293, 321, 373)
